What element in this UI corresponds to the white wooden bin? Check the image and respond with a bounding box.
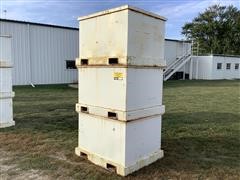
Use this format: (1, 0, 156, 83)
(78, 5, 166, 67)
(76, 67, 165, 121)
(76, 5, 166, 176)
(75, 112, 163, 176)
(0, 35, 15, 128)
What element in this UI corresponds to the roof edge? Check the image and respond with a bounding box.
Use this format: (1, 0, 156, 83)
(193, 54, 240, 58)
(165, 38, 191, 43)
(0, 18, 78, 30)
(0, 35, 12, 38)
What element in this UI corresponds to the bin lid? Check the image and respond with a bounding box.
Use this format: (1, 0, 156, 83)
(78, 5, 167, 21)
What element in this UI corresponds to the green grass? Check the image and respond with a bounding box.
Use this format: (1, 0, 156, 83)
(0, 80, 239, 179)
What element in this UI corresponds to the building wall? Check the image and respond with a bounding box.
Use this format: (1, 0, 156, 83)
(164, 40, 191, 66)
(212, 56, 240, 79)
(164, 40, 191, 76)
(192, 56, 240, 80)
(192, 56, 213, 79)
(0, 21, 78, 85)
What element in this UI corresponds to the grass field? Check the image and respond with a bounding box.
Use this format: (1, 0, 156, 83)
(0, 80, 239, 179)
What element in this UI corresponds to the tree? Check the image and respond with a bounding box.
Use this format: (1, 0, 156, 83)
(182, 4, 240, 55)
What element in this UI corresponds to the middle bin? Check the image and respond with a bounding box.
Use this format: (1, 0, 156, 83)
(76, 67, 165, 121)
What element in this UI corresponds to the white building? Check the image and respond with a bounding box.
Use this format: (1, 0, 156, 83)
(192, 55, 240, 80)
(163, 42, 240, 80)
(1, 18, 191, 85)
(2, 19, 237, 84)
(164, 39, 191, 80)
(0, 19, 79, 85)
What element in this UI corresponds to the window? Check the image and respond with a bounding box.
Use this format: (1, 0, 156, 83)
(226, 63, 231, 70)
(235, 63, 239, 70)
(66, 60, 76, 69)
(217, 63, 222, 70)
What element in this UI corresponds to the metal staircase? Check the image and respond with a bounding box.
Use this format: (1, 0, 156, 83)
(163, 50, 192, 81)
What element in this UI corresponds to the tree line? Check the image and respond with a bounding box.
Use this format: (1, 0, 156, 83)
(182, 4, 240, 55)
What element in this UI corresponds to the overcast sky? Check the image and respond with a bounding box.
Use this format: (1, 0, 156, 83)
(0, 0, 239, 39)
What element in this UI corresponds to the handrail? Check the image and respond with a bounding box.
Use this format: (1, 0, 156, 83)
(164, 55, 191, 81)
(165, 49, 191, 72)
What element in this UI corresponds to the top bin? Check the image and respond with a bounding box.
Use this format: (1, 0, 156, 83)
(78, 5, 167, 67)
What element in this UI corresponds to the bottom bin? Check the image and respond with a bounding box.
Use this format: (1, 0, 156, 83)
(0, 92, 15, 128)
(75, 112, 163, 176)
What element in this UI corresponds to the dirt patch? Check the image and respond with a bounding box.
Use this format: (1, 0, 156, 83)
(0, 149, 51, 180)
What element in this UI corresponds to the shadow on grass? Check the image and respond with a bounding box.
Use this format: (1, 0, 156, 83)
(163, 111, 240, 125)
(127, 111, 240, 178)
(128, 136, 239, 179)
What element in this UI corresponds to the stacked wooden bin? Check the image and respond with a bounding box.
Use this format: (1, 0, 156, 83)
(75, 5, 166, 176)
(0, 35, 15, 128)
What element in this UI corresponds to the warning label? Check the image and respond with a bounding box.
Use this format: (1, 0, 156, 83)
(113, 72, 124, 80)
